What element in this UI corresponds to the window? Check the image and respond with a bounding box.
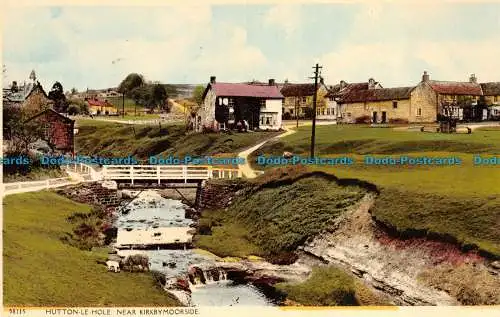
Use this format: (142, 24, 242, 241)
(322, 109, 325, 115)
(228, 98, 234, 107)
(393, 101, 398, 109)
(347, 112, 352, 117)
(329, 97, 334, 101)
(302, 97, 307, 103)
(290, 109, 294, 114)
(326, 109, 330, 115)
(260, 117, 264, 125)
(260, 99, 266, 108)
(331, 108, 335, 116)
(417, 108, 422, 116)
(495, 96, 498, 102)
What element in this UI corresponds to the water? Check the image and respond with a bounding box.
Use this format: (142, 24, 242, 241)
(115, 190, 275, 306)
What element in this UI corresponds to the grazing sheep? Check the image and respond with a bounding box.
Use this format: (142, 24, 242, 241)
(106, 260, 120, 273)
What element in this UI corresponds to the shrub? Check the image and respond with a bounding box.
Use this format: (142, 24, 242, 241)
(354, 115, 371, 124)
(283, 112, 291, 120)
(388, 118, 409, 124)
(276, 267, 358, 306)
(198, 218, 213, 235)
(151, 270, 166, 290)
(68, 104, 80, 115)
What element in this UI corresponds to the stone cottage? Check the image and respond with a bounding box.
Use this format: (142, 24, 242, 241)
(195, 76, 284, 132)
(280, 80, 330, 120)
(24, 108, 75, 154)
(480, 82, 500, 120)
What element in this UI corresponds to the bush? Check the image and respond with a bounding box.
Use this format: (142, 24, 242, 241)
(354, 115, 371, 124)
(151, 270, 166, 290)
(198, 218, 213, 235)
(68, 105, 80, 115)
(388, 118, 409, 124)
(276, 267, 358, 306)
(283, 112, 291, 120)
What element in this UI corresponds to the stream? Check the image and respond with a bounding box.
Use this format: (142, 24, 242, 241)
(112, 190, 276, 306)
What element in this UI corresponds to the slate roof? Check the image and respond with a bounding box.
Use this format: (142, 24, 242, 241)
(480, 82, 500, 96)
(325, 82, 374, 99)
(208, 82, 284, 98)
(25, 108, 74, 124)
(339, 87, 414, 103)
(427, 80, 483, 95)
(280, 83, 317, 97)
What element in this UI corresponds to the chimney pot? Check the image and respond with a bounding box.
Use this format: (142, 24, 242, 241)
(268, 79, 275, 86)
(210, 76, 216, 84)
(422, 71, 430, 82)
(469, 74, 477, 83)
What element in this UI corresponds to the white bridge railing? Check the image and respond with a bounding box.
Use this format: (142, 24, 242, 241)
(102, 165, 242, 183)
(2, 177, 79, 196)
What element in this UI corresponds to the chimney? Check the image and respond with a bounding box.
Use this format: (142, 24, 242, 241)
(268, 79, 275, 86)
(339, 80, 347, 90)
(422, 71, 430, 82)
(368, 78, 375, 89)
(469, 74, 477, 83)
(210, 76, 216, 84)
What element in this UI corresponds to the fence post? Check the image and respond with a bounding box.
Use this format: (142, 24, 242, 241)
(183, 166, 187, 183)
(130, 166, 134, 185)
(157, 166, 161, 184)
(208, 166, 212, 179)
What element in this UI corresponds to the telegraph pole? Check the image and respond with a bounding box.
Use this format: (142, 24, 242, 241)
(309, 63, 322, 157)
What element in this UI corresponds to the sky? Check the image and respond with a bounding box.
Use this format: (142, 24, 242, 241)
(2, 1, 500, 91)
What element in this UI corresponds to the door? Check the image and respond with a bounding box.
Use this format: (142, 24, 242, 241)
(381, 111, 387, 123)
(372, 111, 378, 123)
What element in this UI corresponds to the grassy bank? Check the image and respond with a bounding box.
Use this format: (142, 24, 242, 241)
(3, 167, 66, 183)
(75, 120, 280, 159)
(250, 125, 500, 257)
(195, 168, 366, 263)
(276, 267, 391, 306)
(3, 191, 179, 306)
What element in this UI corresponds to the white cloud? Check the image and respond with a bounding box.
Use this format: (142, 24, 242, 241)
(319, 3, 500, 87)
(2, 6, 267, 90)
(264, 4, 301, 39)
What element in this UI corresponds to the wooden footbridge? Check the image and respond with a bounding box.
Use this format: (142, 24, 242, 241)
(101, 165, 242, 186)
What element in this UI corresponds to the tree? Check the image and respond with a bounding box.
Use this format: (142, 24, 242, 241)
(11, 81, 19, 93)
(118, 73, 145, 97)
(48, 81, 69, 113)
(151, 83, 167, 109)
(192, 85, 205, 105)
(3, 104, 47, 154)
(71, 87, 78, 95)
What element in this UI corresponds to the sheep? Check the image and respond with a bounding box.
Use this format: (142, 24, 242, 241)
(106, 260, 121, 273)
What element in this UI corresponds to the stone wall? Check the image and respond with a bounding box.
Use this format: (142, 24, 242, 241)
(199, 180, 246, 210)
(410, 82, 438, 122)
(56, 181, 121, 211)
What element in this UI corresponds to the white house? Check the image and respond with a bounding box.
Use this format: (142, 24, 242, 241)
(195, 76, 284, 132)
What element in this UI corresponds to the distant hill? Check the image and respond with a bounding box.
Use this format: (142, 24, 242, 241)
(82, 84, 202, 100)
(164, 84, 201, 99)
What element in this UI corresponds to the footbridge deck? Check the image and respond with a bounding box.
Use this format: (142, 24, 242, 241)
(102, 165, 242, 184)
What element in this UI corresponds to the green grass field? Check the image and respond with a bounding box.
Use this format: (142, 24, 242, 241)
(195, 169, 366, 263)
(3, 192, 180, 306)
(105, 96, 144, 113)
(75, 121, 280, 160)
(251, 125, 500, 257)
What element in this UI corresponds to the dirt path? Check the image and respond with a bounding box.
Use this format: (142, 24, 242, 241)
(237, 127, 297, 178)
